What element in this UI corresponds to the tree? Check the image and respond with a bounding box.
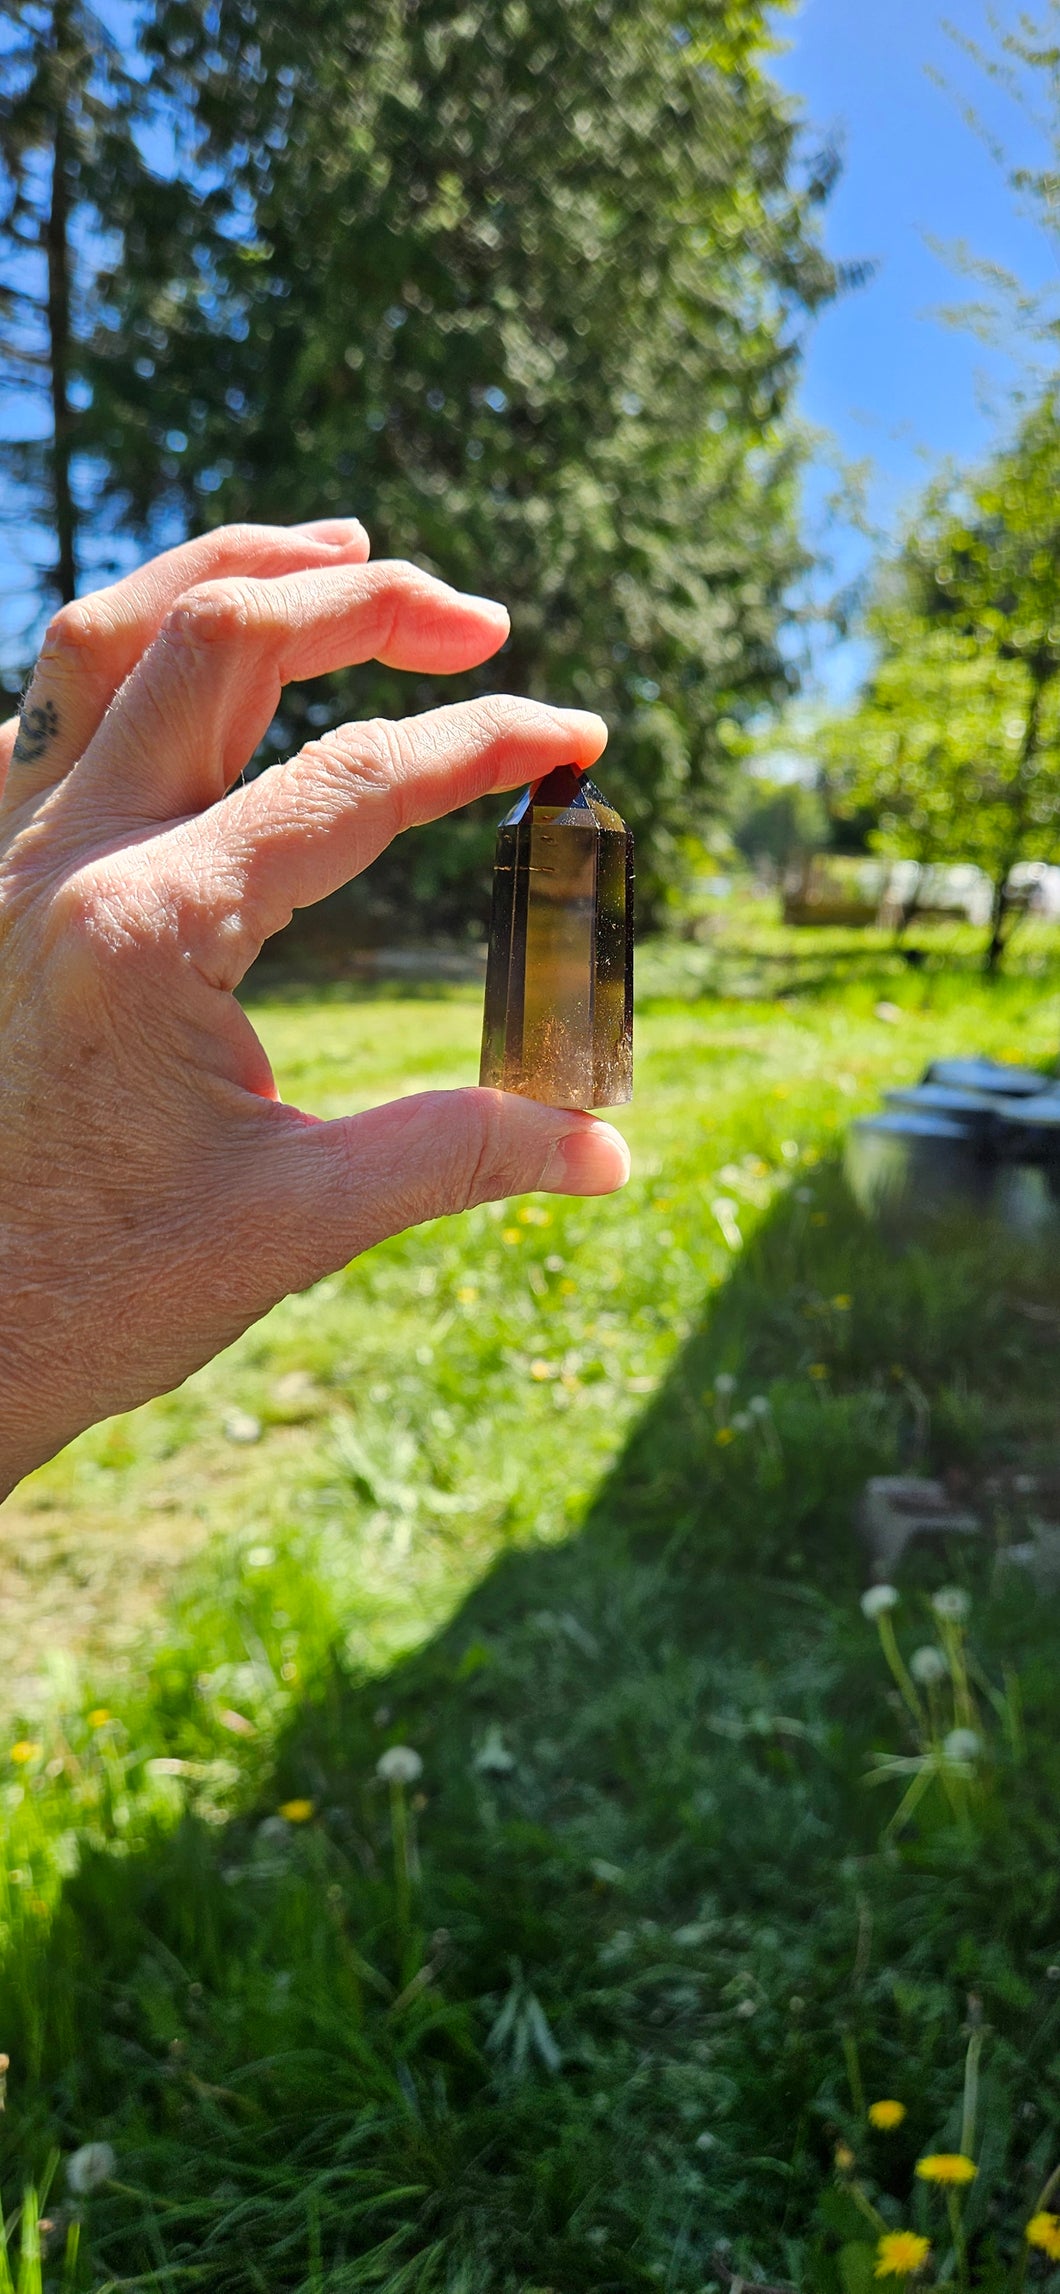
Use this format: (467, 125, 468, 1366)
(79, 0, 845, 927)
(731, 773, 829, 882)
(822, 393, 1060, 971)
(0, 1, 158, 618)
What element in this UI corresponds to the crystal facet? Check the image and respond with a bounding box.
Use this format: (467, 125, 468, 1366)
(479, 763, 633, 1110)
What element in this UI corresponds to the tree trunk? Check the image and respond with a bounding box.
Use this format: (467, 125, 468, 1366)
(45, 28, 76, 605)
(985, 873, 1010, 976)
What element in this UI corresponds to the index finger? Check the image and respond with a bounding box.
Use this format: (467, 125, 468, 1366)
(0, 518, 370, 816)
(184, 695, 609, 977)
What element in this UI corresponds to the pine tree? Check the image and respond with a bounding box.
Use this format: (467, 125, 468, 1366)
(0, 0, 158, 628)
(83, 0, 845, 923)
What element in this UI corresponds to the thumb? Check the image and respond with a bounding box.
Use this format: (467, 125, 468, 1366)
(257, 1087, 630, 1292)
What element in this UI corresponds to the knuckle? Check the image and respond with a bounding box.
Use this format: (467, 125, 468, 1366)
(373, 558, 425, 591)
(162, 581, 255, 650)
(444, 1089, 511, 1213)
(38, 597, 108, 665)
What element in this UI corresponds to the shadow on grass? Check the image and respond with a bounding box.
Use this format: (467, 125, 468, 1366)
(5, 1177, 1060, 2290)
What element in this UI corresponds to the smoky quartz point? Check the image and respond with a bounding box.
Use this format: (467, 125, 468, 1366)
(479, 763, 633, 1111)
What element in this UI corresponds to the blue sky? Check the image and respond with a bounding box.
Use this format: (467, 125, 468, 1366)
(773, 0, 1058, 701)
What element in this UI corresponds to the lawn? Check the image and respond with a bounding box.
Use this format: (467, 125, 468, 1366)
(2, 919, 1060, 2292)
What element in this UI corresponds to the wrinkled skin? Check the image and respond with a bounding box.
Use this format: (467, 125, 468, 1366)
(0, 520, 628, 1498)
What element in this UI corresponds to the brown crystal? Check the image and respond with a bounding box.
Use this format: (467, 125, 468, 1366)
(479, 763, 633, 1110)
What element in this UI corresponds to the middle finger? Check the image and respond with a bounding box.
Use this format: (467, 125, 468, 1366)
(71, 561, 512, 823)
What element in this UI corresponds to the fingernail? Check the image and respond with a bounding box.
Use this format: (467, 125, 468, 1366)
(296, 517, 370, 545)
(555, 707, 608, 748)
(539, 1120, 630, 1196)
(460, 592, 510, 625)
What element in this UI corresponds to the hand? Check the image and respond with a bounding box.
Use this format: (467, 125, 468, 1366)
(0, 520, 629, 1497)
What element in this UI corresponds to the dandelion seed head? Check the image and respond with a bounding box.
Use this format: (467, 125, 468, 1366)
(376, 1745, 423, 1784)
(715, 1372, 737, 1396)
(67, 2142, 116, 2195)
(932, 1586, 971, 1623)
(747, 1395, 771, 1417)
(942, 1728, 981, 1764)
(910, 1645, 948, 1685)
(861, 1584, 900, 1619)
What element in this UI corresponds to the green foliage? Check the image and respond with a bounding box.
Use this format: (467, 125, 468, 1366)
(0, 1, 158, 609)
(732, 772, 831, 878)
(76, 0, 844, 922)
(822, 394, 1060, 972)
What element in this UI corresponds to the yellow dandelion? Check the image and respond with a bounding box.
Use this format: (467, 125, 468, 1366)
(875, 2231, 930, 2280)
(87, 1709, 110, 1729)
(560, 1278, 577, 1296)
(9, 1742, 39, 1765)
(1026, 2214, 1060, 2261)
(502, 1228, 521, 1245)
(834, 2142, 856, 2173)
(868, 2100, 907, 2131)
(278, 1798, 314, 1823)
(456, 1284, 478, 1305)
(915, 2153, 977, 2186)
(715, 1426, 736, 1447)
(832, 1294, 853, 1311)
(809, 1363, 829, 1380)
(529, 1359, 555, 1382)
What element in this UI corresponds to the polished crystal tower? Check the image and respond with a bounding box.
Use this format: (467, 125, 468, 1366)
(479, 764, 633, 1110)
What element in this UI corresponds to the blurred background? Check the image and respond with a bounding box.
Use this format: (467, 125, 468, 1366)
(5, 6, 1060, 2291)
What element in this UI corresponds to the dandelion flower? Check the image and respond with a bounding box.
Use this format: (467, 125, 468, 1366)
(1026, 2214, 1060, 2260)
(941, 1728, 981, 1764)
(376, 1745, 423, 1785)
(9, 1742, 39, 1764)
(832, 1295, 853, 1311)
(875, 2232, 930, 2279)
(809, 1361, 829, 1378)
(868, 2099, 907, 2130)
(67, 2142, 116, 2194)
(277, 1798, 314, 1823)
(861, 1585, 900, 1619)
(909, 1646, 947, 1686)
(715, 1427, 736, 1447)
(916, 2153, 977, 2185)
(932, 1587, 971, 1624)
(87, 1708, 111, 1728)
(834, 2142, 856, 2173)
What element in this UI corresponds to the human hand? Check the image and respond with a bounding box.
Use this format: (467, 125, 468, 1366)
(0, 521, 629, 1496)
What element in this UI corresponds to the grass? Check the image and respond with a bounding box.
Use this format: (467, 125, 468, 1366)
(2, 914, 1060, 2289)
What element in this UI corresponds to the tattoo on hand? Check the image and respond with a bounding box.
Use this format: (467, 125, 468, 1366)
(13, 699, 60, 767)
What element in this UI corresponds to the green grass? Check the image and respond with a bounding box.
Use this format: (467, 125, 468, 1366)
(3, 922, 1060, 2290)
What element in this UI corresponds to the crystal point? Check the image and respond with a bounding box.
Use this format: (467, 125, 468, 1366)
(479, 763, 633, 1110)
